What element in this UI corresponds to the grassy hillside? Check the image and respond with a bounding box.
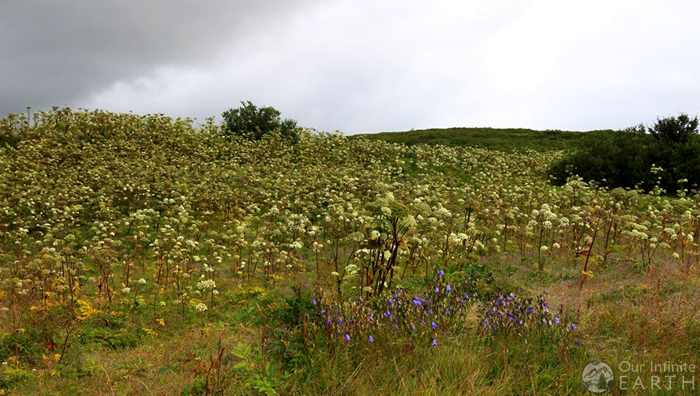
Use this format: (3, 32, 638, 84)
(354, 127, 615, 151)
(1, 109, 699, 395)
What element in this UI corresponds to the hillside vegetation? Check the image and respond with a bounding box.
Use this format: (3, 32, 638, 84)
(0, 108, 699, 395)
(353, 127, 614, 151)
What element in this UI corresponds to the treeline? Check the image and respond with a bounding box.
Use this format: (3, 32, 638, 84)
(548, 114, 700, 195)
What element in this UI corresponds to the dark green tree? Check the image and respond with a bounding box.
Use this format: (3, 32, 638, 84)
(549, 115, 700, 194)
(649, 113, 698, 144)
(221, 101, 299, 142)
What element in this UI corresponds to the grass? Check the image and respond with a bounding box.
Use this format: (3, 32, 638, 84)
(3, 249, 699, 395)
(2, 109, 698, 395)
(352, 127, 615, 152)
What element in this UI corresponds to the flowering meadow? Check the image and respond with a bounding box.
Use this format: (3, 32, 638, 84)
(1, 108, 699, 395)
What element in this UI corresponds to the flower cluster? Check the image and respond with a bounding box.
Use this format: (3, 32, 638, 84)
(477, 292, 577, 336)
(314, 270, 474, 347)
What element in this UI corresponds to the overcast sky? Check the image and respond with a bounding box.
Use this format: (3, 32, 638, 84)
(2, 0, 699, 134)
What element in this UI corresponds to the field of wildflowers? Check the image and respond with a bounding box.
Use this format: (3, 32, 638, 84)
(0, 108, 699, 395)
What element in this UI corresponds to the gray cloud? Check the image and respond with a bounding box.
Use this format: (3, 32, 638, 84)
(0, 0, 315, 115)
(2, 0, 699, 134)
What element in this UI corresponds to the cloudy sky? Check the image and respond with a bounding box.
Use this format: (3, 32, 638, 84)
(2, 0, 698, 134)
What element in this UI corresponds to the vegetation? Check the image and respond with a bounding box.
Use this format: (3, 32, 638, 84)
(0, 108, 699, 395)
(353, 127, 614, 152)
(222, 101, 300, 143)
(549, 114, 700, 194)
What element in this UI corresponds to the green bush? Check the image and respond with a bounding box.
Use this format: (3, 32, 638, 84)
(549, 114, 700, 194)
(221, 101, 300, 143)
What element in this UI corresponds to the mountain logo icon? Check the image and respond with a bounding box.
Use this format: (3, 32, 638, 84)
(581, 358, 614, 393)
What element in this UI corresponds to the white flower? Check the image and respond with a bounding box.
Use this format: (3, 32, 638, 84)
(195, 303, 208, 312)
(137, 278, 147, 285)
(197, 279, 217, 290)
(122, 287, 131, 294)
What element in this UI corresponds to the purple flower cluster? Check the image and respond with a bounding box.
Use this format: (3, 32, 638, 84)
(478, 292, 577, 336)
(314, 269, 473, 346)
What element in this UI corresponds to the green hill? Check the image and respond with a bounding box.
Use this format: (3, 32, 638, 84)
(353, 127, 615, 151)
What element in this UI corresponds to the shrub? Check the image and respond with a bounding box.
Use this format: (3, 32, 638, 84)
(221, 101, 299, 143)
(549, 114, 700, 193)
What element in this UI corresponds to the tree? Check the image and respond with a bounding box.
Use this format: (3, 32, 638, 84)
(549, 115, 700, 194)
(649, 113, 698, 144)
(221, 101, 299, 142)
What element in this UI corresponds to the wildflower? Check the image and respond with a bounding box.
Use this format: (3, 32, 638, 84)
(431, 321, 438, 330)
(554, 316, 560, 325)
(413, 296, 422, 306)
(434, 286, 440, 293)
(121, 287, 131, 294)
(410, 324, 416, 331)
(437, 269, 444, 277)
(137, 278, 147, 285)
(576, 339, 583, 347)
(446, 284, 452, 292)
(312, 298, 317, 306)
(570, 324, 577, 331)
(195, 302, 207, 312)
(345, 333, 350, 342)
(368, 335, 374, 343)
(385, 310, 392, 318)
(432, 339, 437, 347)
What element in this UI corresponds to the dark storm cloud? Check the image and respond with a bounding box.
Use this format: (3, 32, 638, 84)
(0, 0, 315, 115)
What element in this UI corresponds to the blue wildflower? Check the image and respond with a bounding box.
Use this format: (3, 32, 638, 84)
(431, 321, 438, 330)
(312, 298, 317, 306)
(446, 284, 452, 292)
(432, 339, 437, 347)
(368, 335, 374, 343)
(437, 270, 444, 277)
(345, 333, 350, 342)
